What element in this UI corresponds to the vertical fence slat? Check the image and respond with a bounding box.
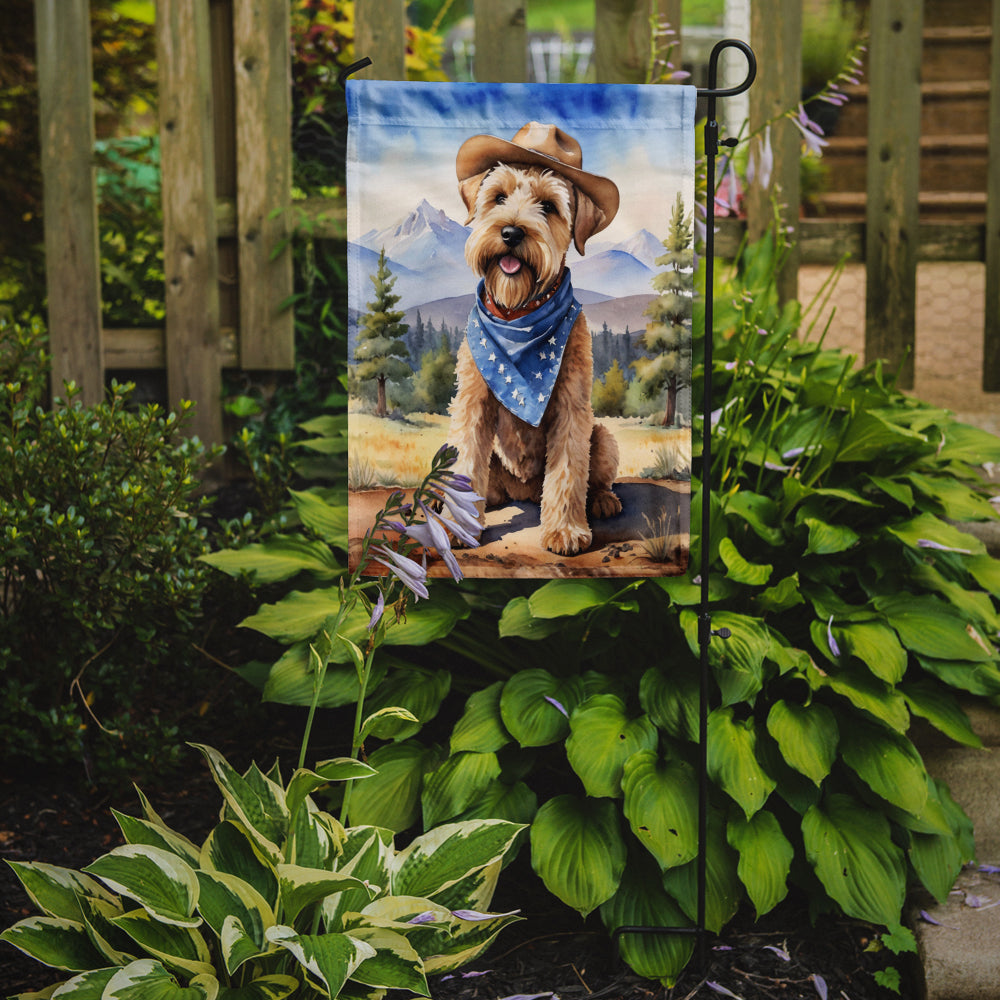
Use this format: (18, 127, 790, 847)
(594, 0, 652, 84)
(157, 0, 223, 444)
(473, 0, 527, 82)
(983, 0, 1000, 390)
(746, 0, 801, 304)
(233, 0, 294, 369)
(355, 0, 406, 81)
(34, 0, 103, 405)
(864, 0, 923, 389)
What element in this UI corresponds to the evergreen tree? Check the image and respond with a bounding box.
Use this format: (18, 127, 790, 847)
(632, 193, 694, 426)
(592, 359, 628, 417)
(411, 332, 458, 414)
(354, 248, 411, 417)
(409, 309, 426, 364)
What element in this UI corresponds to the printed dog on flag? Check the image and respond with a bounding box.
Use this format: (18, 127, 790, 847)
(447, 122, 622, 556)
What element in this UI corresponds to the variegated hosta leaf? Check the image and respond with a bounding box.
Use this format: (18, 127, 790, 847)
(621, 751, 699, 871)
(529, 795, 626, 917)
(727, 810, 793, 918)
(288, 802, 343, 870)
(424, 859, 501, 915)
(46, 966, 118, 997)
(391, 820, 524, 901)
(195, 871, 274, 974)
(102, 958, 218, 999)
(499, 669, 585, 747)
(200, 822, 278, 910)
(285, 760, 376, 823)
(0, 916, 107, 971)
(421, 907, 522, 975)
(362, 668, 452, 742)
(765, 700, 838, 786)
(276, 864, 375, 925)
(4, 862, 118, 922)
(77, 894, 136, 966)
(599, 854, 694, 987)
(112, 810, 201, 868)
(344, 926, 429, 995)
(802, 793, 906, 926)
(566, 695, 658, 799)
(110, 908, 214, 978)
(706, 707, 776, 819)
(83, 846, 200, 928)
(214, 974, 300, 999)
(191, 745, 288, 863)
(420, 751, 501, 829)
(265, 926, 376, 998)
(323, 829, 393, 931)
(450, 681, 511, 754)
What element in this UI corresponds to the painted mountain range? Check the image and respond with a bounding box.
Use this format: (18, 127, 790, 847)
(351, 199, 666, 311)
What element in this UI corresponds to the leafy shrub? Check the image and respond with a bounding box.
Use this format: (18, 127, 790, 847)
(1, 743, 524, 997)
(0, 317, 220, 782)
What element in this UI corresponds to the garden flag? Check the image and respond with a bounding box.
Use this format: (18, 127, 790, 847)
(346, 80, 696, 578)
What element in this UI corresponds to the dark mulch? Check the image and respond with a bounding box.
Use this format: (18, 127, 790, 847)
(1, 745, 914, 1000)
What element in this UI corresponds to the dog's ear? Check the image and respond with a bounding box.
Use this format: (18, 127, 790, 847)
(459, 170, 489, 224)
(572, 189, 607, 256)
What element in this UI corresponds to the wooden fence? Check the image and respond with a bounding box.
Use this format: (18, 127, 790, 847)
(33, 0, 1000, 445)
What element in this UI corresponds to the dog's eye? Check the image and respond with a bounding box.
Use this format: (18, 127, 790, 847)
(495, 193, 507, 205)
(540, 200, 558, 216)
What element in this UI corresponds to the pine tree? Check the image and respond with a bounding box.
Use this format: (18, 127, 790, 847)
(410, 333, 458, 414)
(354, 248, 411, 417)
(592, 359, 627, 417)
(632, 193, 694, 426)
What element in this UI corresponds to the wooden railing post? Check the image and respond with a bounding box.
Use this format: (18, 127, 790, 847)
(746, 0, 801, 306)
(594, 0, 651, 84)
(157, 0, 223, 444)
(34, 0, 104, 405)
(983, 0, 1000, 391)
(354, 0, 406, 80)
(474, 0, 527, 82)
(864, 0, 923, 389)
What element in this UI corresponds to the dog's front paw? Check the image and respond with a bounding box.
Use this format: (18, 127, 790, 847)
(590, 488, 622, 519)
(541, 522, 592, 556)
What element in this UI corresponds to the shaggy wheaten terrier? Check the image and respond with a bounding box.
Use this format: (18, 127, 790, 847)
(447, 122, 622, 556)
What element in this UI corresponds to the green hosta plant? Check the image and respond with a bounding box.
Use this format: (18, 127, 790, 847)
(1, 744, 523, 999)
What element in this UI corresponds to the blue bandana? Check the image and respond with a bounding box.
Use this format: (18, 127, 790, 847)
(466, 271, 581, 427)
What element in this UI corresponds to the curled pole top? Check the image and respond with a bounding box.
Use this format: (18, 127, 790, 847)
(697, 39, 756, 99)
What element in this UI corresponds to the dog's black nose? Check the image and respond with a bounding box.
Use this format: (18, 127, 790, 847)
(501, 225, 524, 248)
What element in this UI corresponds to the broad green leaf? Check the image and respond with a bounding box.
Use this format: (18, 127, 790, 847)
(527, 579, 617, 618)
(839, 718, 928, 817)
(707, 708, 776, 818)
(886, 512, 985, 557)
(191, 746, 287, 862)
(200, 536, 340, 584)
(936, 421, 1000, 465)
(111, 909, 214, 978)
(83, 846, 200, 928)
(727, 811, 793, 917)
(809, 661, 910, 732)
(499, 670, 584, 747)
(199, 822, 278, 910)
(718, 537, 772, 586)
(906, 472, 998, 522)
(901, 680, 982, 748)
(346, 926, 428, 994)
(765, 700, 838, 786)
(909, 830, 967, 905)
(599, 853, 694, 987)
(802, 794, 906, 926)
(566, 695, 658, 799)
(910, 562, 1000, 633)
(916, 655, 1000, 697)
(680, 610, 770, 706)
(834, 410, 927, 463)
(875, 594, 995, 662)
(288, 488, 348, 544)
(755, 573, 805, 614)
(967, 553, 1000, 597)
(639, 663, 699, 742)
(393, 820, 524, 900)
(453, 779, 538, 827)
(216, 976, 299, 1000)
(0, 916, 107, 972)
(362, 667, 451, 740)
(421, 751, 502, 828)
(530, 795, 626, 917)
(498, 596, 565, 639)
(347, 740, 442, 832)
(5, 862, 117, 923)
(195, 871, 273, 974)
(265, 926, 375, 997)
(450, 682, 511, 754)
(661, 811, 741, 933)
(865, 474, 914, 509)
(621, 751, 699, 870)
(112, 812, 201, 868)
(834, 621, 907, 684)
(803, 517, 859, 556)
(724, 490, 784, 545)
(103, 959, 218, 1000)
(261, 644, 385, 709)
(277, 865, 374, 925)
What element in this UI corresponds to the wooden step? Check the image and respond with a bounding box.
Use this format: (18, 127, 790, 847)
(813, 190, 987, 222)
(922, 25, 993, 83)
(922, 0, 992, 28)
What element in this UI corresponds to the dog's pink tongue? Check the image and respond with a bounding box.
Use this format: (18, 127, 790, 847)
(499, 255, 522, 275)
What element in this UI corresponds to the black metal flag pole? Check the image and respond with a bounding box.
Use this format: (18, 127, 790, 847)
(613, 38, 756, 972)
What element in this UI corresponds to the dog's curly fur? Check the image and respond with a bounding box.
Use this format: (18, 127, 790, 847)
(448, 162, 621, 556)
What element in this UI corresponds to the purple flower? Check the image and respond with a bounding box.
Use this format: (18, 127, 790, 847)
(370, 544, 429, 600)
(407, 911, 438, 925)
(367, 590, 385, 631)
(428, 481, 484, 545)
(812, 974, 828, 1000)
(764, 944, 790, 961)
(706, 983, 742, 999)
(747, 125, 773, 191)
(791, 104, 829, 156)
(917, 539, 973, 555)
(451, 908, 520, 921)
(544, 695, 569, 718)
(827, 616, 841, 658)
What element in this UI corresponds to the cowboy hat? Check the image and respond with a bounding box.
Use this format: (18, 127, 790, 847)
(456, 121, 620, 226)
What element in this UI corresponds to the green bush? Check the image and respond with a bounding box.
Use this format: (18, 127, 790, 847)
(0, 317, 220, 783)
